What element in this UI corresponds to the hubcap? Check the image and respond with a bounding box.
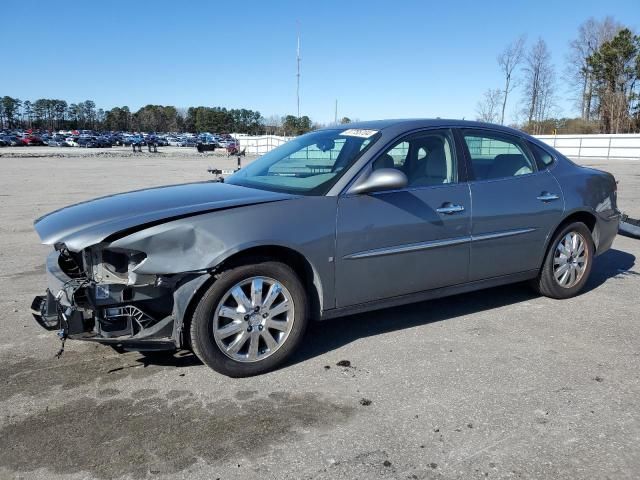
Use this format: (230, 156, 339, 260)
(553, 231, 588, 289)
(212, 276, 294, 363)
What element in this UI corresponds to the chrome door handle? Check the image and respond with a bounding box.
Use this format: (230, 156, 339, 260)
(436, 204, 465, 214)
(537, 192, 559, 202)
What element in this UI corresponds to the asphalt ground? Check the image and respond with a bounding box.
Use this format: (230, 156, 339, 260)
(0, 146, 638, 479)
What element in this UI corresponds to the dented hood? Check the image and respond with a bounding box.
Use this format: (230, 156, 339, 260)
(34, 181, 295, 251)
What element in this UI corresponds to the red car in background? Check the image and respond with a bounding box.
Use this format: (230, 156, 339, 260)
(21, 136, 46, 146)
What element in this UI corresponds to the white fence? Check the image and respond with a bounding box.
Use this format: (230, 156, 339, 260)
(535, 134, 640, 159)
(233, 133, 640, 160)
(234, 135, 291, 155)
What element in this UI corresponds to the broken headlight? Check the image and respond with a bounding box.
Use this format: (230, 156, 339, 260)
(89, 248, 155, 286)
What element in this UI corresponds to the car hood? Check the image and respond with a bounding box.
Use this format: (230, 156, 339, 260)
(34, 181, 296, 251)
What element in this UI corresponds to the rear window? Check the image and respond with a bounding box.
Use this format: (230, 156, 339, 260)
(528, 142, 555, 169)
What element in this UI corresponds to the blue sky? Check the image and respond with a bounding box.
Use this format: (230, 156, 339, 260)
(3, 0, 639, 125)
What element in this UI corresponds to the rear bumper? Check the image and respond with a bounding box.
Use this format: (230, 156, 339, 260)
(596, 210, 621, 255)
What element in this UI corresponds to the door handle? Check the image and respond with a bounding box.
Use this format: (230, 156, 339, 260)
(436, 203, 465, 214)
(537, 192, 559, 202)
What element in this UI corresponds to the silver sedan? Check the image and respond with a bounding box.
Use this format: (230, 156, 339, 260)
(31, 120, 620, 377)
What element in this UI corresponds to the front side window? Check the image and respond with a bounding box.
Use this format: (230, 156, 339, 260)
(373, 130, 457, 187)
(463, 131, 535, 181)
(226, 128, 380, 195)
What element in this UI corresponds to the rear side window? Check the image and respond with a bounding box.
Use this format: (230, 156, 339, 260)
(463, 131, 535, 181)
(528, 142, 555, 169)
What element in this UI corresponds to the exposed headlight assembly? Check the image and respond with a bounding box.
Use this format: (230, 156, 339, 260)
(89, 248, 155, 286)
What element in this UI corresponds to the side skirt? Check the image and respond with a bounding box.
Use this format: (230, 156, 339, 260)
(319, 270, 538, 321)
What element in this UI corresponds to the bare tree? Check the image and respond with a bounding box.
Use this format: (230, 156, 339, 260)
(523, 39, 556, 134)
(476, 88, 503, 123)
(497, 36, 526, 125)
(566, 17, 621, 120)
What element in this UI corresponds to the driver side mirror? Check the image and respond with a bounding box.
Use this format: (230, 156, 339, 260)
(350, 168, 408, 195)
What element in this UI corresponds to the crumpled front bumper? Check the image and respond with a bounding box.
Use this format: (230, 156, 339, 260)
(30, 251, 177, 351)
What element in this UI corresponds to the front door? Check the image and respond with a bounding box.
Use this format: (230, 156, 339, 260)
(335, 129, 471, 307)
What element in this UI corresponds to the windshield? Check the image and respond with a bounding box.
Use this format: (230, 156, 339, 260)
(225, 128, 380, 195)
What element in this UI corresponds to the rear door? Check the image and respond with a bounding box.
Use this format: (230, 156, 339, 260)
(460, 129, 564, 281)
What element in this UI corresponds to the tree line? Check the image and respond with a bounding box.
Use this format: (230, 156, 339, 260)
(478, 16, 640, 134)
(0, 98, 315, 136)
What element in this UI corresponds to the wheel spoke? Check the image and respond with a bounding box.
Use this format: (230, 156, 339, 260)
(217, 320, 244, 339)
(247, 334, 259, 360)
(251, 278, 263, 308)
(269, 300, 290, 318)
(555, 263, 570, 279)
(559, 269, 570, 285)
(231, 286, 252, 313)
(218, 306, 244, 322)
(262, 283, 282, 310)
(554, 255, 567, 265)
(226, 331, 248, 354)
(266, 318, 289, 332)
(558, 242, 570, 257)
(261, 330, 278, 351)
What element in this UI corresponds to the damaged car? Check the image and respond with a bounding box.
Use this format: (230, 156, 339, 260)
(31, 119, 621, 377)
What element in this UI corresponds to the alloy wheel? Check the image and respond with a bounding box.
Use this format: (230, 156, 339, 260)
(553, 231, 588, 289)
(212, 276, 294, 362)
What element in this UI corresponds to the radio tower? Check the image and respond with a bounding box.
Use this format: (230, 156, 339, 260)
(296, 24, 301, 118)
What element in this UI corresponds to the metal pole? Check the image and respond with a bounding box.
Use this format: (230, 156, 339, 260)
(607, 136, 612, 160)
(578, 137, 582, 158)
(296, 24, 301, 119)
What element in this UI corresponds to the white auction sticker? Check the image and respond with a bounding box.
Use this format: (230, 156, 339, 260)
(340, 129, 378, 138)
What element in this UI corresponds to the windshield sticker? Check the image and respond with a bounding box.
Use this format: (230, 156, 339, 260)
(340, 129, 378, 138)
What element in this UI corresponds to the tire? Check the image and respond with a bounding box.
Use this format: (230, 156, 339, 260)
(533, 222, 594, 299)
(190, 260, 308, 377)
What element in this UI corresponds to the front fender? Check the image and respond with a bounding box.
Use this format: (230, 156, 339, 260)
(109, 196, 338, 311)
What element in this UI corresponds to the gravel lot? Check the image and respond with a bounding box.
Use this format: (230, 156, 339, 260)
(0, 146, 638, 480)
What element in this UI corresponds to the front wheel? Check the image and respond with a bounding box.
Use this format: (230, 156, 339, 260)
(533, 222, 594, 299)
(190, 261, 308, 377)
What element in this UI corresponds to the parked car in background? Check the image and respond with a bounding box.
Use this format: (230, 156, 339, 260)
(64, 137, 79, 147)
(1, 135, 23, 146)
(22, 136, 46, 146)
(48, 135, 68, 147)
(178, 137, 197, 147)
(77, 137, 100, 148)
(95, 136, 113, 148)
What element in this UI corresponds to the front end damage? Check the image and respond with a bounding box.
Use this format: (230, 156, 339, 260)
(31, 245, 206, 352)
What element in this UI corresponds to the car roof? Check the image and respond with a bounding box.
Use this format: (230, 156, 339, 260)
(329, 118, 525, 136)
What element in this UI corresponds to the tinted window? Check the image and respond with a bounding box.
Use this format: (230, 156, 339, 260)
(463, 132, 535, 181)
(374, 130, 457, 187)
(528, 141, 555, 169)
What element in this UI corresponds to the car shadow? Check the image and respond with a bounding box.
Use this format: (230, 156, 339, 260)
(137, 248, 635, 371)
(583, 247, 637, 293)
(289, 247, 636, 367)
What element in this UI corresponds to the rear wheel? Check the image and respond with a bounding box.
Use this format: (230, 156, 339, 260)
(533, 222, 594, 299)
(190, 261, 308, 377)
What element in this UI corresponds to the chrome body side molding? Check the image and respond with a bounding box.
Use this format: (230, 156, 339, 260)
(344, 228, 537, 260)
